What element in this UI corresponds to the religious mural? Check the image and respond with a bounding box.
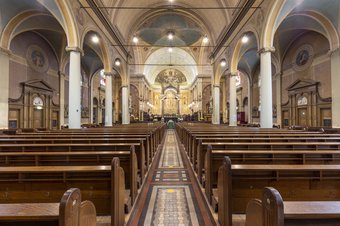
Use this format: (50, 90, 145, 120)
(155, 69, 187, 89)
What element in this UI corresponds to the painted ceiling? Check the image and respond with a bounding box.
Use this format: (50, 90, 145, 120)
(138, 14, 203, 46)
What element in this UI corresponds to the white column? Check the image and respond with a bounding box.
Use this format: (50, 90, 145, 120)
(331, 48, 340, 128)
(212, 85, 220, 124)
(122, 85, 130, 124)
(0, 48, 10, 129)
(66, 48, 82, 129)
(104, 72, 113, 127)
(275, 73, 282, 127)
(229, 73, 237, 126)
(59, 72, 65, 128)
(259, 48, 274, 128)
(222, 78, 227, 123)
(247, 82, 253, 124)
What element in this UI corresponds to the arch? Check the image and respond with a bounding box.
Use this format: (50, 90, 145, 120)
(0, 10, 50, 49)
(81, 28, 112, 73)
(230, 29, 260, 77)
(262, 0, 340, 50)
(0, 0, 80, 50)
(287, 11, 339, 50)
(261, 0, 287, 49)
(55, 0, 80, 48)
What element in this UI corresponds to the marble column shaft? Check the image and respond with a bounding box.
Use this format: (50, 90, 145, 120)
(67, 48, 82, 129)
(104, 72, 113, 127)
(260, 48, 274, 128)
(122, 86, 130, 124)
(0, 48, 10, 129)
(212, 85, 220, 124)
(229, 74, 237, 126)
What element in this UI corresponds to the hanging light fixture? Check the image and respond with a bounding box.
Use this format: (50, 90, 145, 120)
(92, 35, 99, 43)
(242, 35, 249, 44)
(168, 47, 173, 53)
(203, 35, 209, 44)
(114, 58, 121, 66)
(167, 31, 174, 40)
(132, 35, 139, 44)
(220, 59, 227, 67)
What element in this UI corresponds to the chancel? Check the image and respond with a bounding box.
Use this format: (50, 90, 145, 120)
(0, 0, 340, 226)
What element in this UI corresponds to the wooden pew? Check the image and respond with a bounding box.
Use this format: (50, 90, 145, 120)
(0, 135, 154, 165)
(246, 187, 340, 226)
(0, 188, 96, 226)
(190, 135, 340, 171)
(217, 157, 340, 226)
(0, 142, 144, 184)
(204, 147, 340, 204)
(0, 157, 129, 225)
(197, 141, 340, 183)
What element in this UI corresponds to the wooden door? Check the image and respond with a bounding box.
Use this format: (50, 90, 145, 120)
(320, 108, 332, 127)
(8, 109, 19, 129)
(298, 108, 307, 126)
(282, 110, 289, 128)
(52, 111, 58, 129)
(33, 109, 43, 128)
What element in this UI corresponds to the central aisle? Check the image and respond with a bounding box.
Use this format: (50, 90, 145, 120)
(127, 129, 217, 226)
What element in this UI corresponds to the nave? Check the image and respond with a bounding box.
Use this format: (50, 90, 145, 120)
(127, 129, 217, 226)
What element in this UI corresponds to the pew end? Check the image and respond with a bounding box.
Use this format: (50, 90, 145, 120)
(79, 201, 97, 226)
(59, 188, 82, 226)
(111, 157, 125, 226)
(245, 199, 263, 226)
(217, 156, 232, 226)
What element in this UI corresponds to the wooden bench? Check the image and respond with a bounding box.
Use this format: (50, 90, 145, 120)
(217, 157, 340, 226)
(188, 135, 340, 171)
(0, 134, 155, 165)
(196, 141, 340, 184)
(0, 157, 128, 224)
(0, 188, 96, 226)
(204, 147, 340, 204)
(0, 142, 144, 182)
(246, 187, 340, 226)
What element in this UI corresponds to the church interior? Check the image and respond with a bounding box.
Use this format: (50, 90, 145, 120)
(0, 0, 340, 225)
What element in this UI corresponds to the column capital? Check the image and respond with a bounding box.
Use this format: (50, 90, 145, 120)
(104, 72, 114, 77)
(274, 72, 282, 78)
(213, 84, 220, 88)
(65, 46, 84, 56)
(230, 72, 238, 77)
(328, 47, 340, 57)
(0, 47, 12, 56)
(258, 47, 275, 54)
(121, 85, 128, 88)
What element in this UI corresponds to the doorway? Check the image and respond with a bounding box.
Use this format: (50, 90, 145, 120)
(33, 108, 43, 128)
(298, 108, 307, 126)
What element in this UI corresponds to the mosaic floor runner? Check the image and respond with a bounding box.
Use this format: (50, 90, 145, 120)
(127, 129, 217, 226)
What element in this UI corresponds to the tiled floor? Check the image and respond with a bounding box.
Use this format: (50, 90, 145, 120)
(126, 129, 217, 226)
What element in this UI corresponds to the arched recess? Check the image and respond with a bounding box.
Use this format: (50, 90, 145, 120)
(262, 0, 339, 50)
(230, 27, 260, 75)
(81, 28, 112, 73)
(0, 0, 80, 50)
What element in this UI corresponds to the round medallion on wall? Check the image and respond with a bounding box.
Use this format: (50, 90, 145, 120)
(293, 44, 314, 72)
(26, 45, 49, 73)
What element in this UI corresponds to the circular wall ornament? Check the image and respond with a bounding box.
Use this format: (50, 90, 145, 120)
(293, 44, 314, 72)
(26, 45, 49, 73)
